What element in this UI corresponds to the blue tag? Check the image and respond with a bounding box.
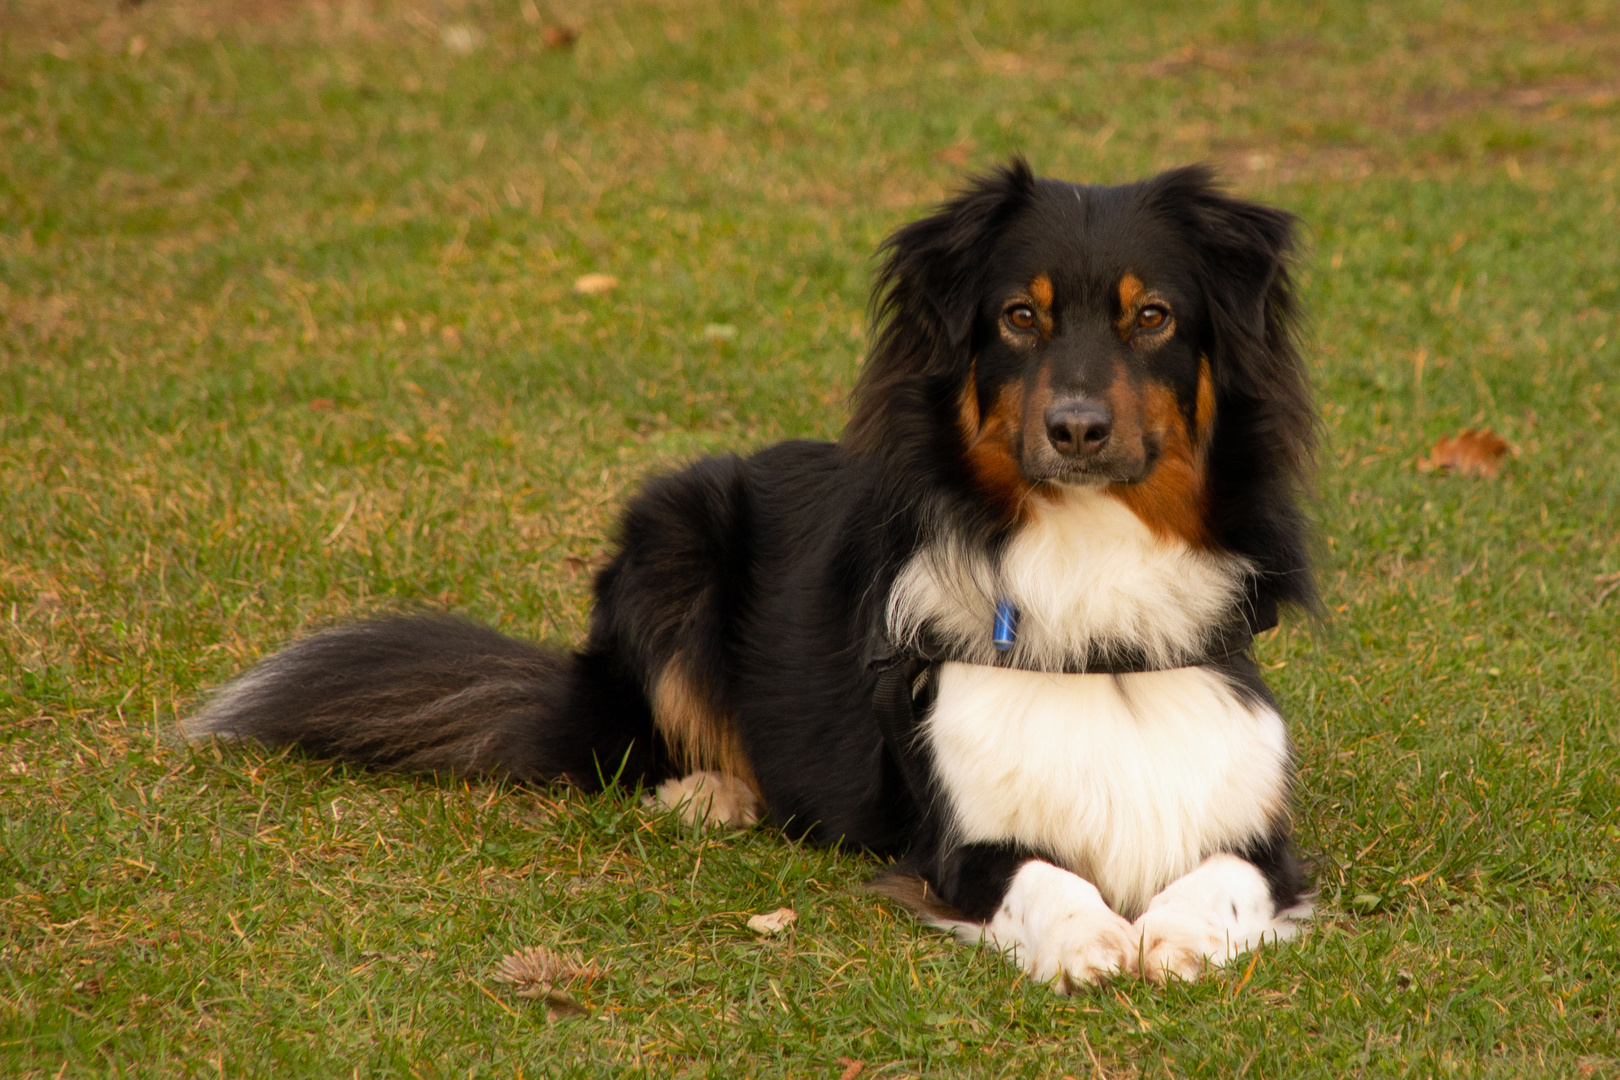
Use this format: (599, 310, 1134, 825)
(993, 599, 1019, 652)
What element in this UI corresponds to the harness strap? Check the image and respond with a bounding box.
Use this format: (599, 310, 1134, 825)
(871, 654, 935, 806)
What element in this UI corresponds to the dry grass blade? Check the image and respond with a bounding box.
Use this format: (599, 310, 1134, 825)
(573, 273, 619, 296)
(1594, 571, 1620, 606)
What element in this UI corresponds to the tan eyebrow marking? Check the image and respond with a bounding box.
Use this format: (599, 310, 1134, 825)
(1029, 273, 1054, 312)
(1115, 272, 1172, 340)
(1118, 273, 1145, 312)
(1001, 275, 1055, 345)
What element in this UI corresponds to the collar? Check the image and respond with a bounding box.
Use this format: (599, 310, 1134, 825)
(867, 612, 1259, 677)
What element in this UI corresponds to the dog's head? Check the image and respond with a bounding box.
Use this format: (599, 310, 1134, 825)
(850, 159, 1316, 608)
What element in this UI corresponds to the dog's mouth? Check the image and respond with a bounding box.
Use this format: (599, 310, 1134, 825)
(1024, 434, 1163, 488)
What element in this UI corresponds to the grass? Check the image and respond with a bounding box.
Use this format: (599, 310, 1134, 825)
(2, 0, 1618, 1075)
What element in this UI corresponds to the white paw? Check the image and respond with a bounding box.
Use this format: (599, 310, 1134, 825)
(1022, 907, 1138, 991)
(650, 771, 761, 828)
(978, 861, 1137, 992)
(1132, 906, 1229, 984)
(1130, 853, 1307, 984)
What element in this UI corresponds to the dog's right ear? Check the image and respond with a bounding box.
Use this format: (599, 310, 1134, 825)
(871, 158, 1036, 366)
(848, 159, 1036, 452)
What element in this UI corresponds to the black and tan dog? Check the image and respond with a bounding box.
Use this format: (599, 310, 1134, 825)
(191, 159, 1317, 989)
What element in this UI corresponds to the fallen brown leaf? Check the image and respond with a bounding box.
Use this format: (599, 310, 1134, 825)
(573, 273, 619, 296)
(837, 1058, 866, 1080)
(935, 140, 976, 166)
(1416, 428, 1511, 477)
(543, 25, 581, 50)
(747, 907, 797, 936)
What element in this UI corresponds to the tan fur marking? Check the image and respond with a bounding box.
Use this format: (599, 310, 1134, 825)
(1118, 273, 1144, 314)
(867, 871, 968, 924)
(652, 659, 759, 794)
(1029, 273, 1054, 311)
(956, 361, 982, 437)
(1001, 278, 1055, 344)
(962, 372, 1035, 518)
(1107, 379, 1213, 548)
(1115, 274, 1174, 341)
(1194, 356, 1216, 446)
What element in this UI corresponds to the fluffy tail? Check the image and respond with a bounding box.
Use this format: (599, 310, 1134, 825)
(185, 614, 664, 790)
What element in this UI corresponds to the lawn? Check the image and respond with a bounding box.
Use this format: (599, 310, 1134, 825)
(2, 0, 1618, 1075)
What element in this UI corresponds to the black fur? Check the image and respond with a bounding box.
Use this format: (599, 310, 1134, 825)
(189, 614, 662, 791)
(192, 160, 1315, 943)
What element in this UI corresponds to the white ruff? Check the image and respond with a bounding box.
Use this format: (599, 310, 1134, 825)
(887, 487, 1252, 671)
(924, 662, 1290, 919)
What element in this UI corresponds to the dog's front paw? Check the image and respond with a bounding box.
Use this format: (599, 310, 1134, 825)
(1132, 906, 1227, 984)
(1022, 907, 1138, 991)
(1131, 853, 1305, 984)
(983, 861, 1136, 992)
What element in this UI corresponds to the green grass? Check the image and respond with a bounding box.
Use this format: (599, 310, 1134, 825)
(3, 0, 1618, 1075)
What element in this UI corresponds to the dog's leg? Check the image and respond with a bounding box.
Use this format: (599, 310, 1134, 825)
(958, 860, 1138, 991)
(651, 770, 761, 828)
(1130, 853, 1312, 984)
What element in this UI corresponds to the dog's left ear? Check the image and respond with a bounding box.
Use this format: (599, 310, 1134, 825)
(1143, 166, 1310, 441)
(1145, 167, 1317, 610)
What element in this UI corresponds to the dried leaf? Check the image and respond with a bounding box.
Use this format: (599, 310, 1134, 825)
(573, 273, 619, 296)
(837, 1059, 866, 1080)
(523, 986, 589, 1016)
(441, 25, 483, 54)
(1416, 428, 1511, 477)
(494, 944, 604, 987)
(543, 25, 581, 50)
(934, 140, 976, 166)
(492, 945, 605, 1015)
(747, 907, 797, 936)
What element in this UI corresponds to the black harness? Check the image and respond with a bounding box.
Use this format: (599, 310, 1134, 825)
(867, 612, 1269, 809)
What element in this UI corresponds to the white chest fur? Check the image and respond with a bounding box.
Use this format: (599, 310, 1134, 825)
(887, 488, 1252, 671)
(924, 662, 1290, 920)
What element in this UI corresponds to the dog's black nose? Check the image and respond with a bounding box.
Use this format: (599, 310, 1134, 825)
(1045, 401, 1113, 457)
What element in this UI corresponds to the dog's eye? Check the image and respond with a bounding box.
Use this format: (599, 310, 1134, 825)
(1137, 305, 1169, 331)
(1005, 305, 1037, 332)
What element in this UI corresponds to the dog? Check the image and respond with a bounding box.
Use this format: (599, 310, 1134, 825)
(189, 159, 1318, 989)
